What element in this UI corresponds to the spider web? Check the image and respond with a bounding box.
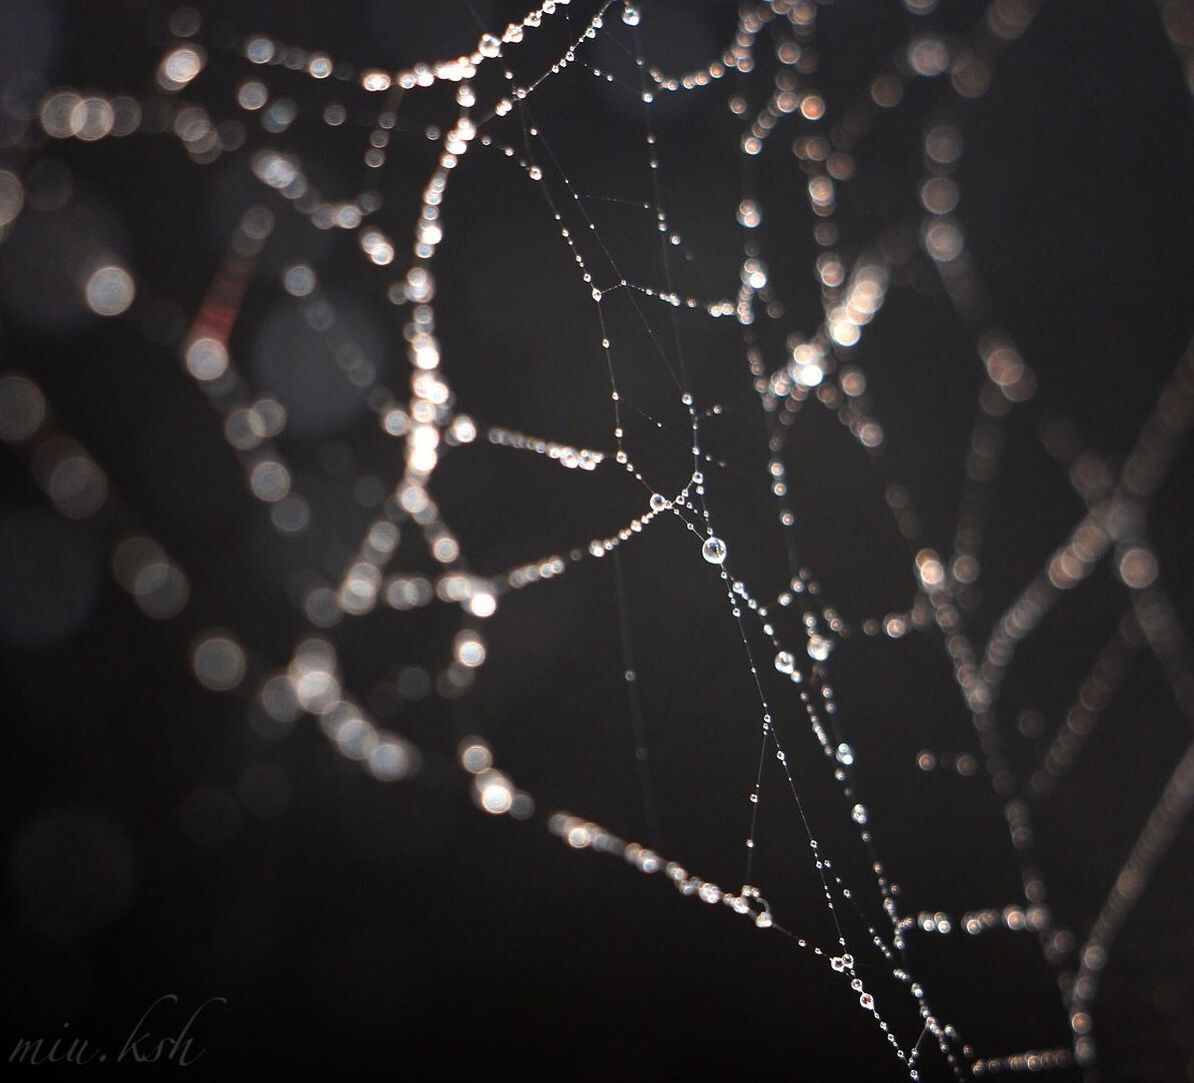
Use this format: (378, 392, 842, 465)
(1, 0, 1193, 1078)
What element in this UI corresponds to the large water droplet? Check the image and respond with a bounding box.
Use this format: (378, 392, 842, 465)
(807, 633, 832, 661)
(701, 536, 727, 564)
(774, 650, 795, 674)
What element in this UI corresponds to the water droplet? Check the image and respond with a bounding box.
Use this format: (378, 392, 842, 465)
(698, 882, 721, 904)
(851, 803, 868, 825)
(835, 742, 854, 766)
(807, 634, 832, 661)
(701, 536, 727, 564)
(774, 650, 795, 674)
(650, 493, 669, 512)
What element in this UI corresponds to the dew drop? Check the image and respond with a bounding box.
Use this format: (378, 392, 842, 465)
(774, 650, 795, 674)
(701, 536, 727, 564)
(698, 882, 721, 904)
(807, 634, 832, 661)
(650, 493, 669, 512)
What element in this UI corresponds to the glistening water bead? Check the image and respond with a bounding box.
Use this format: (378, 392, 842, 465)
(774, 650, 795, 674)
(807, 634, 832, 661)
(701, 536, 727, 565)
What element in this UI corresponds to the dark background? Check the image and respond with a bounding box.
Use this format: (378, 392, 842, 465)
(1, 1, 1193, 1079)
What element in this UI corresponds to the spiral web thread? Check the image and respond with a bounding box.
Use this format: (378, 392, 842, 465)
(2, 1, 1193, 1078)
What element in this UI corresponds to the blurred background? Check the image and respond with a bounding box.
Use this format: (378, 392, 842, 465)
(1, 1, 1192, 1078)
